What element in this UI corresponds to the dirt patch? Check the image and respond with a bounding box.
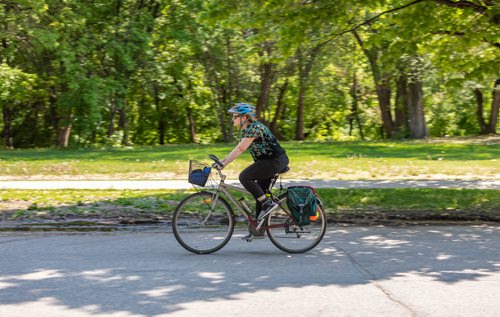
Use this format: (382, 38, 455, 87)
(1, 206, 499, 232)
(330, 209, 500, 226)
(0, 201, 170, 224)
(1, 191, 499, 231)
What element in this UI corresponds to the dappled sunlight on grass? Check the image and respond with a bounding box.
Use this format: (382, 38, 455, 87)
(0, 138, 498, 180)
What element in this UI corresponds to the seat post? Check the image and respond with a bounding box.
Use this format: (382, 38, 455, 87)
(268, 166, 289, 193)
(268, 174, 279, 192)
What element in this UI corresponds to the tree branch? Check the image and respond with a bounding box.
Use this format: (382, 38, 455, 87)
(319, 0, 498, 47)
(432, 30, 500, 48)
(319, 0, 425, 45)
(432, 0, 487, 13)
(432, 0, 499, 25)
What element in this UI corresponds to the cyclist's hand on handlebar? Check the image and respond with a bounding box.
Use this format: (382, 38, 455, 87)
(209, 154, 225, 170)
(212, 162, 225, 170)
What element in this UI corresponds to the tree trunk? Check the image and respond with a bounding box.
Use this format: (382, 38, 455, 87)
(133, 90, 147, 144)
(476, 79, 500, 134)
(407, 80, 427, 138)
(56, 114, 72, 148)
(349, 73, 365, 140)
(474, 88, 489, 134)
(48, 90, 59, 147)
(270, 80, 288, 136)
(154, 85, 166, 145)
(118, 106, 129, 145)
(395, 75, 409, 137)
(186, 107, 196, 143)
(56, 124, 72, 148)
(295, 45, 322, 140)
(487, 79, 500, 134)
(226, 35, 233, 109)
(256, 43, 273, 119)
(20, 105, 40, 147)
(2, 105, 14, 148)
(376, 80, 394, 137)
(296, 82, 306, 140)
(108, 96, 117, 138)
(218, 84, 232, 142)
(352, 31, 394, 138)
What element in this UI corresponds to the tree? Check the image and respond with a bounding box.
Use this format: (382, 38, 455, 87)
(0, 64, 39, 147)
(475, 79, 500, 134)
(1, 0, 498, 148)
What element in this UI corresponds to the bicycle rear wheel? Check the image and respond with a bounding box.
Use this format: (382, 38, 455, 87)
(172, 191, 234, 254)
(266, 195, 327, 253)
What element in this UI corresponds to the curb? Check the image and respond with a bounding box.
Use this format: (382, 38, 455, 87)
(0, 219, 170, 232)
(1, 216, 498, 233)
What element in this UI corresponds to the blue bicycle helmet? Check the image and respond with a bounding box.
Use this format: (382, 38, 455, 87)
(228, 103, 257, 117)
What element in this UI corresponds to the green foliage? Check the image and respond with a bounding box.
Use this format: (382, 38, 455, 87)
(0, 0, 498, 148)
(0, 64, 39, 105)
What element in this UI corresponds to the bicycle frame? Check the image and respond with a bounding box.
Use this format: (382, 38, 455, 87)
(174, 156, 326, 254)
(207, 169, 287, 231)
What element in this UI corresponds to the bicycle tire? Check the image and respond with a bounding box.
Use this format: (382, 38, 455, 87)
(172, 191, 235, 254)
(266, 193, 327, 253)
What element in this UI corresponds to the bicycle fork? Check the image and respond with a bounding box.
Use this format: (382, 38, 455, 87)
(200, 191, 222, 225)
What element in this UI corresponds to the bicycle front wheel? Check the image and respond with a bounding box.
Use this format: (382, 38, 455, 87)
(172, 191, 234, 254)
(267, 195, 327, 254)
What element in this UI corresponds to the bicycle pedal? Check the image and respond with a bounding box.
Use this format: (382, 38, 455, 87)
(241, 233, 252, 241)
(242, 233, 264, 242)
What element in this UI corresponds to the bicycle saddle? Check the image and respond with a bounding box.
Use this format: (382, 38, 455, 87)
(276, 166, 290, 175)
(278, 166, 290, 174)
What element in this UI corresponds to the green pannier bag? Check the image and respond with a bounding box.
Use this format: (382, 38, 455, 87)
(286, 186, 320, 225)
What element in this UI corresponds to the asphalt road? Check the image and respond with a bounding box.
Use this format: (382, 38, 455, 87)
(1, 225, 499, 317)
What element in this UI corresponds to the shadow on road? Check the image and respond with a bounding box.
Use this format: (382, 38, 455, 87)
(0, 225, 499, 315)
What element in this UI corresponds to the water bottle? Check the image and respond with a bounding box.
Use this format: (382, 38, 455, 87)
(238, 197, 254, 214)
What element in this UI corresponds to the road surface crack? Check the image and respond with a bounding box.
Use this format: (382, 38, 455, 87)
(335, 245, 418, 317)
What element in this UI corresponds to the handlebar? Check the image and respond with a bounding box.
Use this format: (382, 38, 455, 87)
(208, 154, 226, 180)
(209, 154, 224, 169)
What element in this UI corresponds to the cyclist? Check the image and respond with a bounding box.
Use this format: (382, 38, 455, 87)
(215, 103, 289, 225)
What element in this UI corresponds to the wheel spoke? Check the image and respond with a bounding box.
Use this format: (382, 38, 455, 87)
(172, 192, 234, 254)
(266, 198, 326, 253)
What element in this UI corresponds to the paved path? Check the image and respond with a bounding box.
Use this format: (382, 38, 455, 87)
(0, 225, 499, 316)
(1, 179, 499, 189)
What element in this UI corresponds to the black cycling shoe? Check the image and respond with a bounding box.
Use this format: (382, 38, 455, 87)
(257, 199, 277, 221)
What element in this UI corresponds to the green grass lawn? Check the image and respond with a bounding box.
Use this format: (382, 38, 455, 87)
(1, 188, 498, 222)
(1, 137, 498, 223)
(0, 137, 499, 180)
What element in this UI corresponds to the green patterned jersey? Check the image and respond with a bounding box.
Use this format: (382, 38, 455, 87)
(241, 121, 286, 161)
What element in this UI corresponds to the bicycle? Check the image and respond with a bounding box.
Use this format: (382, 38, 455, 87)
(172, 155, 327, 254)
